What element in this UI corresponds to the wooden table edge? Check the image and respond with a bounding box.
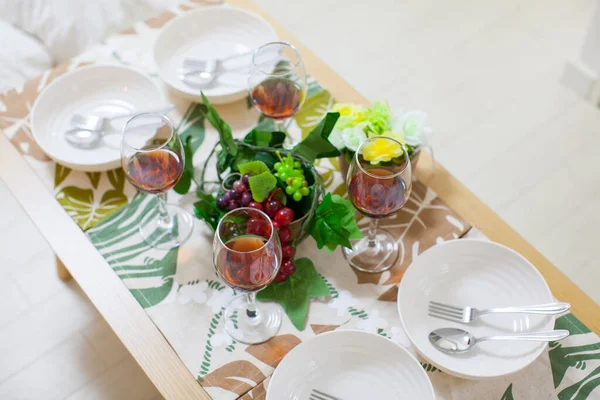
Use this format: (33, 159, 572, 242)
(0, 133, 211, 399)
(229, 0, 600, 335)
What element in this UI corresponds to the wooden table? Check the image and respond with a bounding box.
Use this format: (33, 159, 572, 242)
(0, 1, 598, 398)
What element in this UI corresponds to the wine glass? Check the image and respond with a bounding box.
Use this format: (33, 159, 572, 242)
(121, 113, 194, 250)
(342, 137, 412, 273)
(213, 207, 282, 344)
(248, 41, 307, 134)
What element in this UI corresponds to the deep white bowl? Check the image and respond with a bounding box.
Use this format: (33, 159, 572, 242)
(153, 7, 278, 104)
(398, 239, 554, 379)
(267, 330, 435, 399)
(31, 65, 164, 171)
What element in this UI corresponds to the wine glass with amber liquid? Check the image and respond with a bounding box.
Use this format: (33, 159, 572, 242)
(343, 137, 412, 273)
(121, 113, 194, 250)
(248, 42, 307, 135)
(213, 208, 282, 344)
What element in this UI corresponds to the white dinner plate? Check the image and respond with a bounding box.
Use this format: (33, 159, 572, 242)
(153, 7, 278, 104)
(31, 65, 164, 171)
(398, 239, 554, 379)
(267, 330, 434, 400)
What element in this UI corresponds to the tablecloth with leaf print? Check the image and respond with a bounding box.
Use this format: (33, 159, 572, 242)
(0, 2, 598, 399)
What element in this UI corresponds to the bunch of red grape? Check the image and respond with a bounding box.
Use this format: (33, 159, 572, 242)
(216, 174, 297, 282)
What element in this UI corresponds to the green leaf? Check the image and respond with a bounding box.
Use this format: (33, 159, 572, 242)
(54, 164, 71, 187)
(332, 194, 363, 240)
(193, 192, 225, 231)
(257, 258, 330, 330)
(175, 103, 207, 194)
(248, 171, 277, 202)
(216, 149, 234, 176)
(200, 92, 237, 156)
(238, 160, 269, 176)
(56, 185, 127, 231)
(500, 384, 515, 400)
(292, 112, 341, 162)
(86, 172, 101, 189)
(310, 193, 362, 252)
(294, 89, 333, 139)
(243, 129, 286, 147)
(174, 136, 194, 194)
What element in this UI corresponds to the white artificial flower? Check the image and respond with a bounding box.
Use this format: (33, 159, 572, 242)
(328, 127, 346, 150)
(340, 126, 367, 151)
(328, 291, 358, 316)
(177, 281, 209, 305)
(393, 111, 433, 147)
(356, 309, 389, 334)
(206, 287, 235, 314)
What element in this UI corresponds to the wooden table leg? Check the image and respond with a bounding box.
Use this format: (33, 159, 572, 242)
(56, 256, 71, 281)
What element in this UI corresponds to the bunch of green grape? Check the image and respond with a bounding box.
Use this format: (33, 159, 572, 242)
(274, 152, 310, 201)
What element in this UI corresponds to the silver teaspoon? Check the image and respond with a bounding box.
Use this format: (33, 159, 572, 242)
(429, 328, 569, 354)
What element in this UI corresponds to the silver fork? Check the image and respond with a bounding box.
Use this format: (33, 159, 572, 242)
(428, 301, 570, 324)
(70, 104, 175, 131)
(310, 389, 343, 400)
(182, 50, 254, 73)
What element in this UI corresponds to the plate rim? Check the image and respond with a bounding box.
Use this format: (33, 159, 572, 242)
(266, 329, 435, 399)
(153, 6, 278, 104)
(397, 238, 554, 380)
(30, 63, 163, 172)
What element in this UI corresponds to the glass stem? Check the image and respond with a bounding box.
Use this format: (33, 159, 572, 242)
(246, 292, 258, 318)
(368, 218, 378, 248)
(156, 194, 171, 227)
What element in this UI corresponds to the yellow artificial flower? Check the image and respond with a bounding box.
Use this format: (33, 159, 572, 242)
(332, 103, 367, 124)
(361, 137, 404, 164)
(376, 130, 406, 145)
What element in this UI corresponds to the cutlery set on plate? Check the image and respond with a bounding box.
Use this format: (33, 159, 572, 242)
(65, 104, 175, 149)
(427, 301, 570, 354)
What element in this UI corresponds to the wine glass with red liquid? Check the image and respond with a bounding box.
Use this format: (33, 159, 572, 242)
(213, 208, 282, 344)
(342, 137, 412, 273)
(121, 113, 194, 250)
(248, 42, 307, 134)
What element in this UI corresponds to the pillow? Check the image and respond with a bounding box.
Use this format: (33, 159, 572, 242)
(0, 0, 180, 63)
(0, 20, 53, 93)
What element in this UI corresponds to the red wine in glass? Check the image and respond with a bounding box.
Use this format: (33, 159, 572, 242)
(216, 235, 279, 292)
(125, 148, 183, 194)
(251, 77, 304, 120)
(349, 167, 408, 219)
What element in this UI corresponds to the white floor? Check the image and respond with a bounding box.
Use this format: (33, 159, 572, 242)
(1, 0, 598, 398)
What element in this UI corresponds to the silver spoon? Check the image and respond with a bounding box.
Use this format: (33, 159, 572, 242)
(65, 104, 175, 149)
(429, 328, 569, 354)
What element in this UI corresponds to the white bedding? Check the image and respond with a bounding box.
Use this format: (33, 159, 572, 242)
(0, 0, 180, 92)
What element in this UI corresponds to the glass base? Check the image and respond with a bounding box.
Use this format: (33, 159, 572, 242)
(224, 295, 282, 344)
(342, 227, 399, 273)
(139, 204, 194, 250)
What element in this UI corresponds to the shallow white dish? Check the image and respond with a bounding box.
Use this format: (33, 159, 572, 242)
(398, 239, 554, 379)
(267, 330, 434, 400)
(31, 65, 164, 172)
(153, 7, 277, 104)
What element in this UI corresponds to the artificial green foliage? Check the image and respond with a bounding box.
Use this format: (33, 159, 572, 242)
(243, 129, 286, 147)
(238, 160, 269, 176)
(193, 192, 224, 231)
(248, 171, 277, 202)
(292, 112, 341, 162)
(310, 193, 363, 252)
(200, 92, 237, 156)
(174, 103, 206, 194)
(257, 258, 330, 330)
